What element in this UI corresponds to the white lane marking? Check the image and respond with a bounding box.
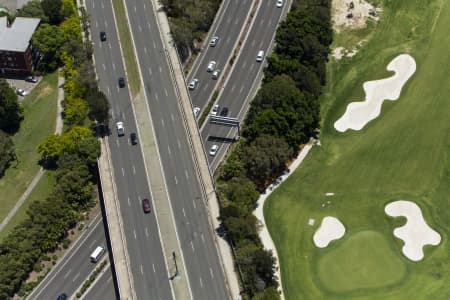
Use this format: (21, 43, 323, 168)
(250, 64, 254, 71)
(268, 19, 273, 27)
(260, 19, 264, 26)
(242, 60, 247, 68)
(139, 25, 142, 32)
(102, 64, 106, 71)
(167, 145, 171, 155)
(116, 139, 119, 148)
(164, 88, 168, 97)
(161, 118, 165, 127)
(185, 170, 189, 180)
(140, 264, 144, 275)
(210, 267, 214, 279)
(144, 47, 147, 54)
(240, 86, 244, 94)
(95, 20, 98, 28)
(132, 165, 136, 174)
(159, 66, 162, 73)
(121, 168, 125, 176)
(155, 92, 159, 101)
(147, 22, 151, 29)
(192, 199, 197, 209)
(191, 241, 195, 252)
(235, 18, 239, 25)
(134, 6, 137, 12)
(106, 276, 112, 283)
(199, 277, 203, 288)
(133, 229, 137, 239)
(174, 176, 178, 185)
(112, 63, 116, 70)
(64, 269, 72, 279)
(72, 272, 80, 282)
(227, 17, 231, 24)
(88, 239, 97, 248)
(145, 227, 149, 238)
(92, 2, 95, 8)
(153, 41, 156, 49)
(144, 3, 146, 9)
(226, 36, 231, 44)
(182, 208, 186, 217)
(127, 197, 131, 206)
(104, 20, 108, 28)
(177, 139, 181, 148)
(149, 67, 152, 76)
(171, 113, 174, 121)
(101, 2, 104, 9)
(109, 43, 111, 50)
(122, 112, 126, 121)
(251, 39, 256, 47)
(231, 84, 236, 92)
(201, 233, 205, 243)
(107, 87, 110, 96)
(152, 264, 156, 273)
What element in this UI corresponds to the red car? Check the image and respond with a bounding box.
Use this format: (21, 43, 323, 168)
(142, 198, 151, 213)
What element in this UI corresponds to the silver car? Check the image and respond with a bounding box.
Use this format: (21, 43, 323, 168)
(207, 61, 217, 72)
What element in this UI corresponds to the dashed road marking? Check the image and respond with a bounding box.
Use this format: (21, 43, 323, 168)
(182, 208, 186, 217)
(191, 241, 195, 252)
(132, 165, 136, 174)
(133, 229, 137, 239)
(192, 199, 197, 209)
(199, 277, 203, 288)
(121, 168, 125, 176)
(210, 268, 214, 279)
(128, 197, 131, 206)
(185, 170, 189, 180)
(174, 176, 178, 185)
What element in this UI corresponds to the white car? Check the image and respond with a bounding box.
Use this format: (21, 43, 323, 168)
(193, 107, 200, 118)
(16, 88, 27, 96)
(207, 61, 217, 72)
(210, 36, 219, 47)
(276, 0, 283, 8)
(211, 104, 219, 116)
(188, 78, 199, 90)
(209, 144, 219, 156)
(212, 69, 221, 80)
(256, 50, 264, 62)
(116, 121, 125, 136)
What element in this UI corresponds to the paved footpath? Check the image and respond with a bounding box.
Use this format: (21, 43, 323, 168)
(0, 71, 64, 233)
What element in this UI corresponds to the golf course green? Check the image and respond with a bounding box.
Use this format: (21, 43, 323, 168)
(264, 1, 450, 299)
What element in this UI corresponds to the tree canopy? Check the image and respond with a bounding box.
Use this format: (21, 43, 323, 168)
(32, 24, 65, 71)
(0, 79, 23, 134)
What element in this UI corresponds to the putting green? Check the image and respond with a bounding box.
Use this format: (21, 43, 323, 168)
(317, 231, 406, 293)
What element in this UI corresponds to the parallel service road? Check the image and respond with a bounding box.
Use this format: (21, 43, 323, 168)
(188, 0, 253, 111)
(27, 215, 106, 300)
(122, 0, 229, 298)
(201, 1, 288, 170)
(87, 0, 173, 299)
(84, 266, 118, 300)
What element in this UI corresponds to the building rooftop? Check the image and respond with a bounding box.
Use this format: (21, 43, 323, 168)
(0, 16, 40, 52)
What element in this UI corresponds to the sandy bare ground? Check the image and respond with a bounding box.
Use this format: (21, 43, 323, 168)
(332, 0, 381, 33)
(385, 200, 441, 261)
(334, 54, 416, 132)
(313, 216, 346, 248)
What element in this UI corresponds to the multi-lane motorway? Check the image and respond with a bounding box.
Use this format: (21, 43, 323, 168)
(199, 1, 288, 170)
(28, 0, 289, 298)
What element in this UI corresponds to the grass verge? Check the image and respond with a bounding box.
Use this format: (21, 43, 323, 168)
(111, 0, 140, 96)
(264, 1, 450, 299)
(0, 72, 58, 228)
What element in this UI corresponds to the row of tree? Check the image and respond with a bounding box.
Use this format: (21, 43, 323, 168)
(0, 1, 106, 297)
(160, 0, 221, 61)
(216, 1, 332, 299)
(0, 127, 100, 299)
(0, 80, 23, 176)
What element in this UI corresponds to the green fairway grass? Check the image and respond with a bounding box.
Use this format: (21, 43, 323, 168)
(317, 231, 406, 293)
(0, 72, 58, 225)
(264, 1, 450, 299)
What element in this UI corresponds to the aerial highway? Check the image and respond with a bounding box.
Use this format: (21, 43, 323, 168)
(201, 1, 289, 170)
(86, 0, 173, 299)
(121, 0, 230, 298)
(83, 266, 118, 300)
(188, 0, 253, 111)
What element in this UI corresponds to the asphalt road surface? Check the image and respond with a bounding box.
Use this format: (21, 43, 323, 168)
(83, 265, 118, 300)
(87, 0, 173, 299)
(27, 215, 107, 300)
(188, 0, 253, 112)
(201, 1, 288, 171)
(122, 0, 230, 298)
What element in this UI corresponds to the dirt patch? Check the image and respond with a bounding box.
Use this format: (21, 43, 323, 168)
(38, 86, 53, 98)
(332, 0, 381, 33)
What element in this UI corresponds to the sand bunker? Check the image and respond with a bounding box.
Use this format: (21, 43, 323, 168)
(313, 216, 346, 248)
(385, 200, 441, 261)
(334, 54, 416, 132)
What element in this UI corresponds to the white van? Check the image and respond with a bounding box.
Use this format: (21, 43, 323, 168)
(256, 50, 264, 62)
(90, 246, 105, 263)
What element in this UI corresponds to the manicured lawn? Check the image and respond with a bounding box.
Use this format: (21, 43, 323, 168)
(264, 1, 450, 299)
(112, 0, 140, 96)
(0, 72, 58, 229)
